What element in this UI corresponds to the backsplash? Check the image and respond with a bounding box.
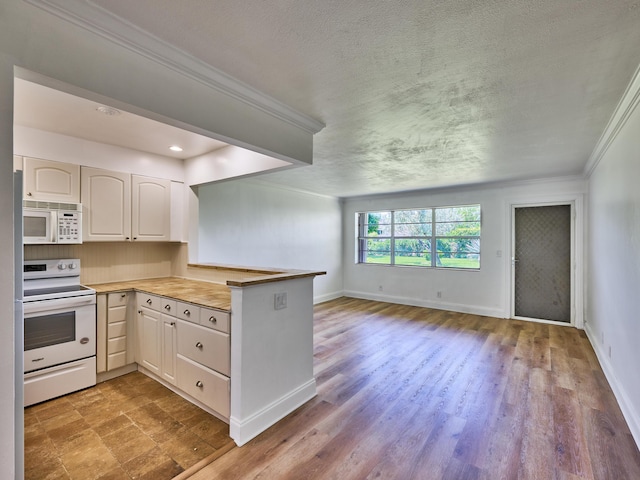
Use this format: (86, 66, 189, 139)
(24, 242, 185, 284)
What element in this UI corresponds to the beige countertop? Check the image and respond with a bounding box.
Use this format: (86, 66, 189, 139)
(89, 277, 232, 311)
(88, 265, 326, 311)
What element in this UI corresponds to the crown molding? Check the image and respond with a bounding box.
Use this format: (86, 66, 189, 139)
(25, 0, 325, 135)
(584, 63, 640, 177)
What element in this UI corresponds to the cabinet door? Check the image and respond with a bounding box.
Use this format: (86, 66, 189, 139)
(132, 175, 171, 241)
(161, 314, 177, 385)
(136, 306, 162, 376)
(82, 167, 131, 241)
(23, 157, 80, 202)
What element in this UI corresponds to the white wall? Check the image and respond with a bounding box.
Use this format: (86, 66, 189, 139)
(343, 178, 586, 318)
(585, 68, 640, 444)
(197, 180, 343, 303)
(0, 1, 318, 476)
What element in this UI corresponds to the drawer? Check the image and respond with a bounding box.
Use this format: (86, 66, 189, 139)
(176, 301, 199, 323)
(107, 336, 126, 354)
(108, 292, 129, 308)
(177, 320, 230, 375)
(200, 308, 230, 334)
(160, 298, 177, 316)
(108, 305, 127, 323)
(138, 293, 161, 312)
(108, 351, 127, 370)
(107, 321, 126, 339)
(177, 354, 229, 418)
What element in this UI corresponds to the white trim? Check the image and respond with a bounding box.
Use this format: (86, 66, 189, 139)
(25, 0, 325, 135)
(584, 323, 640, 448)
(343, 290, 505, 318)
(229, 378, 317, 447)
(584, 64, 640, 177)
(314, 291, 345, 305)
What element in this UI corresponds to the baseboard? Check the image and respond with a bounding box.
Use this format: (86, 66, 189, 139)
(343, 290, 505, 318)
(584, 322, 640, 449)
(96, 363, 137, 383)
(229, 378, 317, 447)
(314, 290, 344, 304)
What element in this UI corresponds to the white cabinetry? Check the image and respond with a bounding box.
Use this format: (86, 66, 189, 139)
(82, 167, 171, 242)
(23, 157, 80, 202)
(136, 294, 163, 376)
(81, 167, 131, 241)
(97, 292, 134, 373)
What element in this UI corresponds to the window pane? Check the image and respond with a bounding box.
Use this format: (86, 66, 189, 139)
(363, 211, 391, 236)
(394, 209, 432, 237)
(394, 238, 431, 266)
(363, 238, 391, 264)
(436, 238, 480, 269)
(435, 221, 481, 236)
(435, 205, 481, 222)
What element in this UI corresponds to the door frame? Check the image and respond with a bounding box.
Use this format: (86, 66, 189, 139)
(504, 194, 584, 328)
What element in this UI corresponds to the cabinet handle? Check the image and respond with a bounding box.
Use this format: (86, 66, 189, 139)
(121, 293, 126, 298)
(27, 192, 32, 196)
(164, 305, 171, 311)
(133, 237, 137, 240)
(183, 309, 190, 316)
(137, 310, 142, 314)
(146, 299, 152, 305)
(170, 322, 175, 326)
(195, 380, 203, 388)
(209, 316, 217, 324)
(195, 342, 203, 349)
(125, 237, 130, 240)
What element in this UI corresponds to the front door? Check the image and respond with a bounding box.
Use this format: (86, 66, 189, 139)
(512, 204, 572, 323)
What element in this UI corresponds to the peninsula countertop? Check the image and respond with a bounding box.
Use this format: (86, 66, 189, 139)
(88, 265, 326, 311)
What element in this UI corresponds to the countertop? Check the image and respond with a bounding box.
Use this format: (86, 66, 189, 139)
(88, 265, 325, 311)
(89, 277, 232, 311)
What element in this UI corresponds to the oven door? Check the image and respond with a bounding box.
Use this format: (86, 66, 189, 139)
(24, 298, 96, 373)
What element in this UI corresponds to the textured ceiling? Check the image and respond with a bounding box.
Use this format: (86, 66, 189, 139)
(50, 1, 640, 196)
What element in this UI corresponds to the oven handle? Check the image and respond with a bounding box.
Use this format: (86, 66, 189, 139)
(24, 295, 96, 315)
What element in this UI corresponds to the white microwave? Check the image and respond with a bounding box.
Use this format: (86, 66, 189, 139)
(23, 200, 82, 244)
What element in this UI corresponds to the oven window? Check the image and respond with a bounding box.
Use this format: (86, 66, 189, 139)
(24, 215, 48, 237)
(24, 311, 76, 350)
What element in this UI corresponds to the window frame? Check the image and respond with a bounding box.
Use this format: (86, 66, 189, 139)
(356, 204, 481, 270)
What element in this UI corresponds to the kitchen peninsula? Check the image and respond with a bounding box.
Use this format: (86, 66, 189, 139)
(90, 264, 326, 446)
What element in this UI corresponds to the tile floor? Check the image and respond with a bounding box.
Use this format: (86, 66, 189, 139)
(24, 371, 234, 480)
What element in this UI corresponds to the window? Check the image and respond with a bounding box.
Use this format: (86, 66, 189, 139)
(357, 205, 481, 269)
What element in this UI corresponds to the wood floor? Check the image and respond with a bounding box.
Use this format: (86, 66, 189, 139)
(187, 297, 640, 480)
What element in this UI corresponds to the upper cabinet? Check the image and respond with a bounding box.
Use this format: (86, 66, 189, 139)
(132, 175, 171, 242)
(23, 157, 80, 203)
(82, 167, 131, 241)
(82, 167, 172, 242)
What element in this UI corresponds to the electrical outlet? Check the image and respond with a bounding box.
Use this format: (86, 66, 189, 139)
(274, 292, 287, 310)
(437, 291, 442, 298)
(608, 345, 611, 358)
(378, 285, 383, 292)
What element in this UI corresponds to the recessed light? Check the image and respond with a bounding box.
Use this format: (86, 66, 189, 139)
(96, 105, 121, 116)
(169, 145, 183, 152)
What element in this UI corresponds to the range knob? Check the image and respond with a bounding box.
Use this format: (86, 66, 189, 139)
(58, 263, 67, 270)
(68, 263, 77, 270)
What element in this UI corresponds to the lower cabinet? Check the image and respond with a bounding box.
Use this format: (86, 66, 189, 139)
(134, 292, 230, 419)
(97, 292, 134, 373)
(136, 305, 162, 376)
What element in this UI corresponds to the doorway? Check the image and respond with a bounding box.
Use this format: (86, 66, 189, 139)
(512, 203, 573, 324)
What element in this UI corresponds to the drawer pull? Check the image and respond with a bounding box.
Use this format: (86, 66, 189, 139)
(121, 293, 126, 298)
(209, 315, 217, 324)
(146, 299, 152, 305)
(170, 322, 175, 326)
(196, 380, 203, 388)
(183, 309, 191, 316)
(195, 342, 203, 349)
(164, 304, 171, 311)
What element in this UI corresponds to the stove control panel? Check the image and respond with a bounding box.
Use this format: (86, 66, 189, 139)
(24, 258, 81, 279)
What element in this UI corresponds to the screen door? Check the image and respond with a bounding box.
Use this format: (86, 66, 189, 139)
(513, 204, 572, 323)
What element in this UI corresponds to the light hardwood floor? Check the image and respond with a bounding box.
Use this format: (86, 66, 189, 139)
(186, 297, 640, 480)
